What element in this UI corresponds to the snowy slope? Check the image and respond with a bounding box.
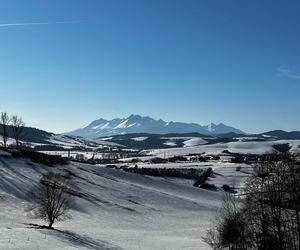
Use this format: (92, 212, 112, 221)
(183, 138, 207, 147)
(0, 150, 249, 250)
(5, 132, 122, 152)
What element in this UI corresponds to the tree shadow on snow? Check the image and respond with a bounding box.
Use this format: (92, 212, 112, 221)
(44, 228, 124, 250)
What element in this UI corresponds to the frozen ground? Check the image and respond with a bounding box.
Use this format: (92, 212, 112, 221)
(0, 150, 250, 250)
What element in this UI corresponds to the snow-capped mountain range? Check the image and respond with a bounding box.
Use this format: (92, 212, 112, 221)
(64, 114, 245, 139)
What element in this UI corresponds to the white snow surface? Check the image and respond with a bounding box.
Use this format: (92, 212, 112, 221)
(93, 123, 108, 129)
(0, 150, 250, 250)
(163, 141, 178, 147)
(183, 138, 207, 147)
(148, 140, 300, 157)
(131, 137, 148, 142)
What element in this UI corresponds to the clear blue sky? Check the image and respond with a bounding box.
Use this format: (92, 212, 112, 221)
(1, 0, 300, 133)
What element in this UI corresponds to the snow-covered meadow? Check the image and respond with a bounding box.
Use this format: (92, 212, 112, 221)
(0, 149, 250, 250)
(147, 140, 300, 158)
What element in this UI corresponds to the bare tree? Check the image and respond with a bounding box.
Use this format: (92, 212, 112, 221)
(30, 172, 76, 228)
(11, 115, 25, 149)
(243, 159, 300, 250)
(206, 156, 300, 250)
(0, 111, 10, 147)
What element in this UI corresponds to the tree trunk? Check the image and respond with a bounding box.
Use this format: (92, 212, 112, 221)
(48, 220, 54, 229)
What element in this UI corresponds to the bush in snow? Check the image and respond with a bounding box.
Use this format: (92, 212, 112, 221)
(236, 166, 242, 171)
(199, 182, 215, 190)
(222, 184, 231, 192)
(29, 172, 76, 229)
(203, 194, 251, 250)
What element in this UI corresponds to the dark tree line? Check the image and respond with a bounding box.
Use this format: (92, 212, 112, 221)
(204, 155, 300, 250)
(123, 165, 206, 179)
(0, 111, 25, 149)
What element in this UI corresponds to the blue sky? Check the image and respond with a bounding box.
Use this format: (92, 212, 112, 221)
(0, 0, 300, 133)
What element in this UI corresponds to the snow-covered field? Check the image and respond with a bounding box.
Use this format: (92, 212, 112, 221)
(0, 150, 250, 250)
(148, 140, 300, 157)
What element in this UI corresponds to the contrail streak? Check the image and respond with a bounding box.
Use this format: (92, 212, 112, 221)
(0, 20, 85, 27)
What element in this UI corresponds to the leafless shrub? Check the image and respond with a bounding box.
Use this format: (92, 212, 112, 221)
(203, 194, 252, 250)
(30, 172, 76, 228)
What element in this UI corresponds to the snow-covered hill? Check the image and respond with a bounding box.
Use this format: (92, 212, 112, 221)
(64, 114, 244, 139)
(1, 125, 122, 152)
(93, 131, 300, 150)
(0, 150, 250, 250)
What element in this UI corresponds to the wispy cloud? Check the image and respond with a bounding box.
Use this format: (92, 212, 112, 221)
(0, 20, 85, 28)
(276, 68, 300, 81)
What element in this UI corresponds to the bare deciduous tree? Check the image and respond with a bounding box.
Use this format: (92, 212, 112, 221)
(30, 172, 76, 228)
(205, 155, 300, 250)
(11, 115, 25, 149)
(0, 111, 11, 147)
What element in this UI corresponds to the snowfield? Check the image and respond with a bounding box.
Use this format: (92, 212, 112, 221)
(0, 150, 250, 250)
(148, 140, 300, 157)
(183, 138, 207, 147)
(131, 137, 148, 142)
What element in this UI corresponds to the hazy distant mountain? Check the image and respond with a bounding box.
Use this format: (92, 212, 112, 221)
(64, 114, 245, 139)
(202, 123, 244, 134)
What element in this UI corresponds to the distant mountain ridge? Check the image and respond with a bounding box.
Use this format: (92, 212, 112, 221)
(64, 114, 245, 139)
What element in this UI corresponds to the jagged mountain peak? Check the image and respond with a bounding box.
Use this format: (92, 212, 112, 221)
(64, 115, 245, 139)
